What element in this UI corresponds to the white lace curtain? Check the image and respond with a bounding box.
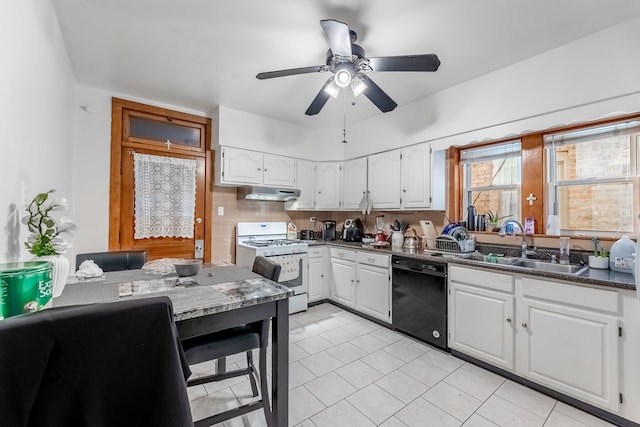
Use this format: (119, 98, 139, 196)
(133, 153, 197, 239)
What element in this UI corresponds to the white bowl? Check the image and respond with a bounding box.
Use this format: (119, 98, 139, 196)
(588, 256, 608, 269)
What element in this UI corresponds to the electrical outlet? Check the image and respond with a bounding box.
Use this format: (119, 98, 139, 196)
(309, 216, 317, 223)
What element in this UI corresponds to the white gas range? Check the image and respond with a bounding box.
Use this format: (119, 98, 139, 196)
(236, 222, 308, 314)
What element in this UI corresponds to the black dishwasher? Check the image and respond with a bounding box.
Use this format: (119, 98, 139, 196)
(391, 255, 448, 350)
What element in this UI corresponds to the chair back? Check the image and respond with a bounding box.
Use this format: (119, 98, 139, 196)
(251, 256, 281, 282)
(0, 296, 192, 427)
(76, 250, 147, 272)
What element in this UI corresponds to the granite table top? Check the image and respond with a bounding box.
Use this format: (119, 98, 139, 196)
(55, 264, 295, 321)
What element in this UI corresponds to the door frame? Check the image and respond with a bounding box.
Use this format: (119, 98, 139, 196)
(108, 97, 213, 261)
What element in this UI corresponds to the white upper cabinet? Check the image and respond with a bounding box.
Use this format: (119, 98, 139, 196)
(368, 150, 401, 209)
(342, 158, 368, 210)
(400, 143, 431, 208)
(316, 162, 342, 210)
(294, 159, 315, 209)
(218, 147, 296, 188)
(220, 147, 263, 185)
(263, 154, 297, 187)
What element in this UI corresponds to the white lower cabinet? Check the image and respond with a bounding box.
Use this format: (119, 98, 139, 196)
(355, 252, 391, 322)
(308, 246, 329, 302)
(449, 266, 515, 371)
(330, 250, 356, 308)
(518, 277, 620, 412)
(449, 265, 622, 414)
(330, 248, 390, 322)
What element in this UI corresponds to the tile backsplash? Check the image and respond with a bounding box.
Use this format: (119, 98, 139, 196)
(211, 186, 447, 263)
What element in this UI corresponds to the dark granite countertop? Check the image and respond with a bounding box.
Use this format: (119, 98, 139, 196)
(307, 240, 637, 291)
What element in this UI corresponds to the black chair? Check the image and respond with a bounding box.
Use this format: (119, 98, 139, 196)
(75, 250, 147, 272)
(0, 297, 193, 427)
(180, 256, 281, 427)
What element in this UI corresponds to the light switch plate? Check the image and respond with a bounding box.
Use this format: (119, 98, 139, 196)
(217, 206, 224, 216)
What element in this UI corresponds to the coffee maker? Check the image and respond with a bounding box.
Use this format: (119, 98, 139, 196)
(322, 220, 337, 240)
(343, 218, 364, 242)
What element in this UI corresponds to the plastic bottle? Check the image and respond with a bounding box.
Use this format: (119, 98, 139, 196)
(609, 235, 636, 273)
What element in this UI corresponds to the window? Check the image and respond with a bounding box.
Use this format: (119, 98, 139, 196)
(545, 120, 640, 235)
(461, 141, 521, 225)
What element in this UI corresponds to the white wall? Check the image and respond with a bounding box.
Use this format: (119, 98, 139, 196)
(345, 15, 640, 157)
(0, 0, 76, 263)
(214, 105, 345, 161)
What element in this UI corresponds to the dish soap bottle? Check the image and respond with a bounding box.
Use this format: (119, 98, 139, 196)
(609, 235, 635, 273)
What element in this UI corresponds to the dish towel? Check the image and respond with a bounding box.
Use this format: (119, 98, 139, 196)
(133, 153, 197, 239)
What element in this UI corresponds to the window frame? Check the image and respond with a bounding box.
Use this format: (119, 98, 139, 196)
(460, 141, 522, 227)
(448, 112, 640, 238)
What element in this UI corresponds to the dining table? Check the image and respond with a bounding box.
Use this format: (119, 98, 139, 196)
(54, 262, 293, 427)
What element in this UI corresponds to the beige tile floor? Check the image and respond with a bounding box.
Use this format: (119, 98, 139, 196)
(188, 303, 619, 427)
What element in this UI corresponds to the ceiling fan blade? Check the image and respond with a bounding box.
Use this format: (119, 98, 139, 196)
(256, 65, 327, 80)
(320, 19, 352, 57)
(359, 75, 397, 113)
(305, 79, 333, 116)
(367, 54, 441, 72)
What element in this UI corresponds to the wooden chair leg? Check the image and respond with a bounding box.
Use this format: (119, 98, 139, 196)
(246, 350, 259, 397)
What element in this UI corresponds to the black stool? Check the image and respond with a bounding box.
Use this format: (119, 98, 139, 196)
(181, 256, 281, 427)
(75, 250, 147, 272)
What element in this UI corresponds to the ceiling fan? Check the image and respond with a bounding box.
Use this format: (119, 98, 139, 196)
(256, 19, 441, 116)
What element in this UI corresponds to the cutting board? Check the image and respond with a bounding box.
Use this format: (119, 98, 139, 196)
(420, 220, 438, 241)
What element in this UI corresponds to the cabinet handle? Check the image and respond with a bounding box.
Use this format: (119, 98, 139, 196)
(403, 189, 406, 193)
(264, 168, 268, 172)
(521, 322, 528, 328)
(506, 318, 512, 323)
(368, 258, 375, 263)
(257, 168, 261, 171)
(356, 280, 360, 283)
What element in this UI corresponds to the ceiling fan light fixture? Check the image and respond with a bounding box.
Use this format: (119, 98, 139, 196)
(324, 80, 341, 99)
(333, 63, 352, 88)
(351, 75, 367, 97)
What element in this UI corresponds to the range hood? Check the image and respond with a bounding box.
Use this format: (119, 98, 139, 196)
(237, 186, 300, 202)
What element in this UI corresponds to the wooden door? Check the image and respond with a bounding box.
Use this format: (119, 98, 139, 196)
(119, 147, 206, 259)
(109, 98, 212, 261)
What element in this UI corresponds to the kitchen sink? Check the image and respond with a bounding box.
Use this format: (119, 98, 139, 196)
(455, 252, 589, 275)
(511, 259, 588, 275)
(458, 253, 521, 265)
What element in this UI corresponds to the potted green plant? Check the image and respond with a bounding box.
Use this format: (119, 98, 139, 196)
(22, 190, 76, 297)
(485, 210, 510, 232)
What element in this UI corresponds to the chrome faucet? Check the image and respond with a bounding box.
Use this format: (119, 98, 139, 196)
(499, 219, 536, 258)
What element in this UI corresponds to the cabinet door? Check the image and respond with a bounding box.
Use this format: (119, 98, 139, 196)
(263, 154, 297, 188)
(342, 158, 368, 210)
(295, 160, 316, 209)
(316, 162, 342, 210)
(222, 147, 262, 185)
(448, 281, 515, 371)
(368, 150, 401, 209)
(356, 263, 390, 322)
(401, 143, 431, 208)
(308, 248, 329, 302)
(518, 297, 619, 411)
(330, 258, 356, 308)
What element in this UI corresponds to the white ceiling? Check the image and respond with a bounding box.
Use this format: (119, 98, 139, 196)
(52, 0, 640, 128)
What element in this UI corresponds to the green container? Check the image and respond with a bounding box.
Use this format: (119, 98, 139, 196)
(0, 261, 53, 320)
